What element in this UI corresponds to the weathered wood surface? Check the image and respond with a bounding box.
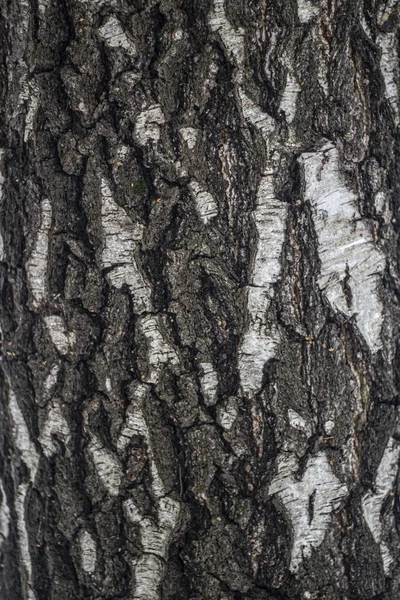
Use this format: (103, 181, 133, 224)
(0, 1, 399, 599)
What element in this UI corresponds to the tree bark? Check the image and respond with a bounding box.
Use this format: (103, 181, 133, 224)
(0, 1, 400, 599)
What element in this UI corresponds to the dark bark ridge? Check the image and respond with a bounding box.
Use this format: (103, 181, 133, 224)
(0, 1, 399, 599)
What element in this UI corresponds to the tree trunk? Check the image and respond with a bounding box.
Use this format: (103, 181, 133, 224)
(0, 0, 399, 599)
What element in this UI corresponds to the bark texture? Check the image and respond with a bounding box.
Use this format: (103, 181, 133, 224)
(0, 1, 400, 599)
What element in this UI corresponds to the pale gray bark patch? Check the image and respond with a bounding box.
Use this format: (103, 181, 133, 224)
(43, 315, 75, 355)
(362, 437, 400, 574)
(134, 105, 165, 147)
(269, 452, 347, 572)
(23, 81, 40, 143)
(39, 398, 70, 458)
(97, 16, 136, 54)
(279, 74, 301, 124)
(300, 144, 385, 352)
(79, 530, 97, 574)
(8, 386, 39, 479)
(100, 178, 151, 313)
(288, 409, 312, 436)
(238, 90, 275, 135)
(209, 0, 245, 70)
(26, 198, 52, 309)
(87, 436, 123, 497)
(15, 483, 36, 600)
(118, 382, 170, 498)
(122, 384, 180, 599)
(138, 315, 179, 384)
(0, 479, 10, 547)
(179, 127, 198, 150)
(297, 0, 321, 23)
(132, 554, 164, 600)
(124, 497, 180, 559)
(377, 30, 399, 124)
(188, 180, 218, 224)
(199, 362, 219, 406)
(42, 364, 60, 403)
(238, 175, 287, 395)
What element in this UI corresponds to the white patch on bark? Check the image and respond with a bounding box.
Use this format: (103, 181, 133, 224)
(132, 554, 164, 600)
(0, 479, 10, 547)
(373, 189, 392, 231)
(125, 497, 180, 599)
(118, 383, 165, 498)
(199, 362, 219, 406)
(300, 144, 385, 352)
(121, 385, 180, 600)
(172, 29, 183, 41)
(238, 90, 275, 136)
(39, 399, 70, 458)
(209, 0, 245, 70)
(280, 74, 301, 123)
(117, 383, 148, 443)
(87, 436, 122, 496)
(188, 180, 218, 223)
(297, 0, 320, 23)
(15, 483, 36, 600)
(134, 105, 165, 146)
(23, 81, 40, 143)
(125, 497, 180, 558)
(100, 179, 151, 313)
(269, 452, 347, 572)
(79, 530, 97, 574)
(44, 315, 75, 355)
(138, 315, 179, 384)
(7, 384, 39, 597)
(42, 364, 60, 402)
(238, 175, 287, 395)
(38, 0, 50, 16)
(362, 437, 400, 574)
(288, 409, 310, 433)
(9, 388, 39, 479)
(180, 127, 198, 149)
(324, 420, 335, 434)
(26, 198, 52, 308)
(378, 31, 399, 123)
(97, 16, 136, 54)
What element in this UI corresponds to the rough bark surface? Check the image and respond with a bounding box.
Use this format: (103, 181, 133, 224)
(0, 1, 400, 599)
